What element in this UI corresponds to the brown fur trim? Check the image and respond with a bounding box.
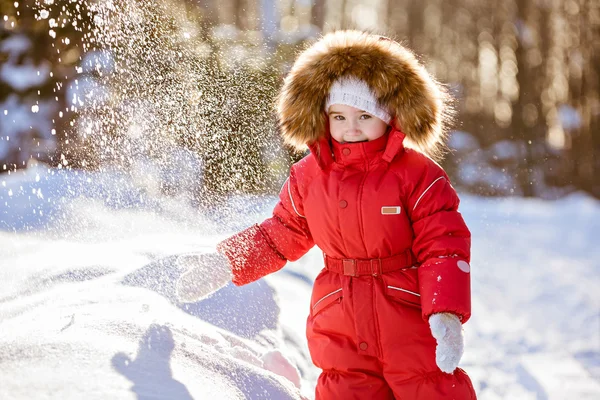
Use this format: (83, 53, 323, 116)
(276, 30, 454, 160)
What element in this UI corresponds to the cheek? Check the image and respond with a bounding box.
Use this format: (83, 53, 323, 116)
(365, 123, 387, 139)
(329, 126, 344, 141)
(328, 122, 344, 140)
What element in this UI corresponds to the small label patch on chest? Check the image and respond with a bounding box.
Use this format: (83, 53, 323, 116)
(381, 206, 401, 215)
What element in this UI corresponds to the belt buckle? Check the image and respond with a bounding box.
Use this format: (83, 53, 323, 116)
(342, 259, 357, 276)
(370, 259, 382, 276)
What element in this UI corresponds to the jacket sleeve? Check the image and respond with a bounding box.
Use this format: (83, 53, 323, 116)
(406, 159, 472, 323)
(217, 164, 314, 286)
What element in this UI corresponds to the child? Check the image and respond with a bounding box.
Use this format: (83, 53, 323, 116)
(177, 30, 476, 399)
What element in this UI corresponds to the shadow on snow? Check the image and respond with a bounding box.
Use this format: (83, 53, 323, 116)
(120, 256, 280, 339)
(112, 324, 193, 400)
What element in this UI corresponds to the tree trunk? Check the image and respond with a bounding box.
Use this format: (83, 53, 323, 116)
(514, 0, 536, 196)
(575, 0, 599, 196)
(311, 0, 326, 31)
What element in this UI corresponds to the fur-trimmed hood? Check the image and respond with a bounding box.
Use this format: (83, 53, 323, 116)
(276, 30, 453, 159)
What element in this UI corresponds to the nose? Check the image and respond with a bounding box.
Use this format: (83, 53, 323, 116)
(346, 120, 360, 135)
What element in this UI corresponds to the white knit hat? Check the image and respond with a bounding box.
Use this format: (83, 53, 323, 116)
(325, 76, 392, 123)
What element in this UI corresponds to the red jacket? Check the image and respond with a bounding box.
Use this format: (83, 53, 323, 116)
(218, 30, 475, 399)
(218, 126, 471, 323)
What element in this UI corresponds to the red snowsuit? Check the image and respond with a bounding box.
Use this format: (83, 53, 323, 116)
(218, 126, 476, 399)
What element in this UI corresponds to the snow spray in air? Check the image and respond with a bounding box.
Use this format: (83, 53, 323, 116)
(32, 0, 286, 204)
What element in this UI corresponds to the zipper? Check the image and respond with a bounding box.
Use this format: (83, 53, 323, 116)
(357, 167, 369, 254)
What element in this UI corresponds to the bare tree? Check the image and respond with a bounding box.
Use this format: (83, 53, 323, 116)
(311, 0, 326, 31)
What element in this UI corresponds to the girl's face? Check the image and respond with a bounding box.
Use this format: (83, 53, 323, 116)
(328, 104, 389, 143)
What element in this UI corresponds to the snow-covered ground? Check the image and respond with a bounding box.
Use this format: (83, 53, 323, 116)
(1, 164, 599, 399)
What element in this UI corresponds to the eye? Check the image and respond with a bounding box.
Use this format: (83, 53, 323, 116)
(332, 115, 345, 121)
(360, 114, 372, 120)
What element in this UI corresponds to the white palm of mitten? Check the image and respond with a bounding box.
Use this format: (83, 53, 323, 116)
(428, 312, 464, 373)
(176, 252, 233, 303)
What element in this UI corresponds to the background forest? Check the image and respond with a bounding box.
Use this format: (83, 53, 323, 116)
(1, 0, 598, 201)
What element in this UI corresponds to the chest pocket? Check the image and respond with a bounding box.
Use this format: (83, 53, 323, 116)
(303, 169, 414, 258)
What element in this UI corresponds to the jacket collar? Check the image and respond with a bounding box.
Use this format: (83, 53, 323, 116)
(308, 123, 406, 170)
(331, 132, 388, 166)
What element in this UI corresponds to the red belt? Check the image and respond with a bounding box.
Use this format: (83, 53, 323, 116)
(324, 251, 416, 277)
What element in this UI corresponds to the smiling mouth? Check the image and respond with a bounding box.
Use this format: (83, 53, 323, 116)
(342, 139, 368, 143)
